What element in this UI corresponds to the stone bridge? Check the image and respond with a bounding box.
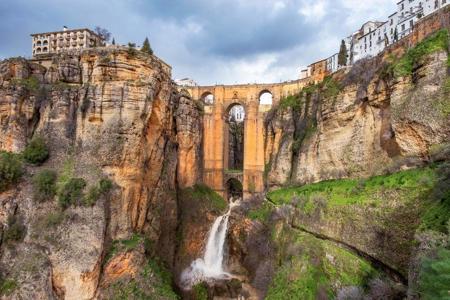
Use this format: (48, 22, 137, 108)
(185, 79, 309, 199)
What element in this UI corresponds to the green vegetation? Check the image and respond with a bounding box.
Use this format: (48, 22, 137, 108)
(144, 260, 179, 299)
(127, 43, 138, 58)
(83, 178, 113, 206)
(392, 29, 449, 77)
(321, 76, 342, 99)
(3, 215, 26, 244)
(183, 184, 227, 212)
(193, 282, 208, 300)
(141, 37, 154, 55)
(0, 277, 17, 296)
(22, 136, 49, 165)
(338, 39, 348, 66)
(57, 178, 86, 208)
(0, 151, 23, 192)
(268, 166, 436, 207)
(419, 163, 450, 233)
(110, 259, 179, 300)
(439, 78, 450, 116)
(11, 76, 39, 92)
(248, 200, 274, 223)
(418, 248, 450, 300)
(267, 230, 377, 299)
(278, 94, 302, 111)
(268, 164, 450, 234)
(43, 210, 66, 228)
(32, 169, 57, 202)
(104, 234, 145, 265)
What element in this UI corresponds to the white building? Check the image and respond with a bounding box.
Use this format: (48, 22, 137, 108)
(343, 0, 449, 65)
(31, 27, 103, 57)
(299, 67, 311, 79)
(229, 105, 245, 122)
(174, 78, 198, 87)
(326, 53, 339, 73)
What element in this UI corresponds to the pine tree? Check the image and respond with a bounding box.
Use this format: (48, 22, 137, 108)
(112, 38, 115, 45)
(141, 37, 153, 55)
(338, 40, 348, 67)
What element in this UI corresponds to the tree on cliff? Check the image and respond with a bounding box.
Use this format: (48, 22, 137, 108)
(94, 26, 111, 44)
(141, 37, 153, 55)
(338, 40, 347, 66)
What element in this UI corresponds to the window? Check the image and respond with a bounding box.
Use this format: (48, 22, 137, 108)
(410, 20, 414, 28)
(402, 24, 405, 31)
(435, 0, 438, 8)
(443, 0, 446, 4)
(390, 19, 393, 25)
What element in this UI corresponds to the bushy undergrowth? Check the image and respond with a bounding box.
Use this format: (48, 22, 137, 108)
(3, 215, 26, 244)
(266, 230, 378, 299)
(248, 201, 275, 223)
(32, 169, 57, 202)
(185, 184, 227, 212)
(83, 178, 113, 206)
(22, 136, 49, 165)
(268, 164, 449, 234)
(0, 276, 17, 297)
(391, 29, 449, 78)
(268, 166, 436, 207)
(418, 248, 450, 299)
(0, 151, 23, 192)
(57, 177, 86, 208)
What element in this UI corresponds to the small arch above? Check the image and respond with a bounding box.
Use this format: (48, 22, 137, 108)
(226, 103, 245, 122)
(226, 178, 243, 201)
(259, 90, 273, 105)
(201, 92, 214, 105)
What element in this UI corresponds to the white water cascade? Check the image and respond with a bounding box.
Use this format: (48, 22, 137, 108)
(180, 199, 240, 289)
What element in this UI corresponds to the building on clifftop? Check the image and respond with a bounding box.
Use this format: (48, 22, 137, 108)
(31, 26, 103, 57)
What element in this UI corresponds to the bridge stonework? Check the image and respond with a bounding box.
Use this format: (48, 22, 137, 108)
(186, 79, 309, 199)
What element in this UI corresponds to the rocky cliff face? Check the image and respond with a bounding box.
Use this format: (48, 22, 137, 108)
(0, 48, 202, 299)
(265, 49, 449, 188)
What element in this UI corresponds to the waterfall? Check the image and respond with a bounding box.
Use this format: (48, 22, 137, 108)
(180, 199, 239, 289)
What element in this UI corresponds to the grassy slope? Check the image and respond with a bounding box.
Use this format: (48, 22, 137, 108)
(266, 225, 377, 300)
(267, 165, 448, 234)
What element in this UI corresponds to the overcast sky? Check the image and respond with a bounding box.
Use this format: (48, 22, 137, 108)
(0, 0, 396, 85)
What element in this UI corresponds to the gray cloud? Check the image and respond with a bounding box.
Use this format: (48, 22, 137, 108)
(0, 0, 396, 84)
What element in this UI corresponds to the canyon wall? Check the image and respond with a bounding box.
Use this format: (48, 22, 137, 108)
(0, 48, 202, 299)
(264, 47, 450, 188)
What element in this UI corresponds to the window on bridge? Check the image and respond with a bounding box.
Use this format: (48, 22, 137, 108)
(201, 92, 214, 105)
(259, 90, 273, 105)
(226, 178, 243, 201)
(227, 104, 245, 172)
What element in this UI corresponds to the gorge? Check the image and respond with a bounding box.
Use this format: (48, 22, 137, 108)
(0, 11, 449, 300)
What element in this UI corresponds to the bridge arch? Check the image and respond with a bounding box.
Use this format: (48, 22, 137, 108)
(259, 90, 273, 105)
(201, 91, 214, 105)
(225, 178, 243, 201)
(224, 103, 245, 172)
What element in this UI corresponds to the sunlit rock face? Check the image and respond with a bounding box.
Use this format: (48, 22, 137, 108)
(0, 48, 202, 299)
(264, 50, 450, 188)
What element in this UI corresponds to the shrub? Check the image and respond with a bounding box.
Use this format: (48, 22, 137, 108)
(3, 215, 26, 244)
(32, 169, 57, 202)
(418, 248, 450, 299)
(83, 178, 113, 206)
(44, 210, 65, 228)
(0, 277, 17, 296)
(193, 282, 208, 300)
(99, 178, 113, 193)
(393, 29, 449, 77)
(22, 136, 49, 165)
(0, 152, 23, 192)
(58, 178, 86, 208)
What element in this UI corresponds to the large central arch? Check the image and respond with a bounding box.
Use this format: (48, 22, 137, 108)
(184, 80, 311, 200)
